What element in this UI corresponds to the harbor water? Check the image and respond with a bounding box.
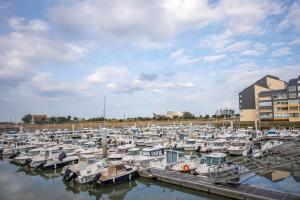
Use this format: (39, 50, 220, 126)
(0, 158, 227, 200)
(1, 155, 299, 200)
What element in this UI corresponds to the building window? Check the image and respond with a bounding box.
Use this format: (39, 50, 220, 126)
(274, 107, 288, 111)
(289, 106, 299, 111)
(288, 86, 297, 92)
(273, 93, 287, 100)
(259, 101, 272, 107)
(260, 113, 273, 119)
(288, 99, 300, 104)
(290, 113, 300, 118)
(274, 101, 288, 105)
(274, 113, 289, 118)
(298, 85, 300, 91)
(289, 93, 297, 99)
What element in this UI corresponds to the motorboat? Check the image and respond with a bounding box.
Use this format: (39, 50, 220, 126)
(183, 139, 198, 151)
(13, 148, 44, 165)
(122, 146, 165, 167)
(29, 147, 78, 169)
(107, 144, 135, 160)
(208, 139, 229, 153)
(62, 155, 107, 184)
(195, 153, 236, 177)
(228, 140, 251, 156)
(96, 162, 138, 186)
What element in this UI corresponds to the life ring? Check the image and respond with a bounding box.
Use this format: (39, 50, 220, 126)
(183, 164, 190, 172)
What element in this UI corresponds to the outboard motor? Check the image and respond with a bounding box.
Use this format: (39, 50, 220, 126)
(35, 160, 47, 170)
(25, 158, 32, 166)
(63, 168, 72, 180)
(0, 148, 3, 156)
(66, 172, 77, 182)
(248, 144, 253, 155)
(59, 152, 67, 161)
(89, 172, 101, 185)
(9, 151, 21, 159)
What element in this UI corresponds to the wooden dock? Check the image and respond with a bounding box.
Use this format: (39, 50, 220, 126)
(139, 168, 300, 200)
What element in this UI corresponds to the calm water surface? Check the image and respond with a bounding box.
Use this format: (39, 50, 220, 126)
(0, 158, 228, 200)
(1, 156, 299, 200)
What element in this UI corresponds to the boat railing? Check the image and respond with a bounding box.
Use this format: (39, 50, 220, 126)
(208, 138, 300, 184)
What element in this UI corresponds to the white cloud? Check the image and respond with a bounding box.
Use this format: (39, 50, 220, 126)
(86, 67, 129, 83)
(289, 37, 300, 45)
(241, 50, 261, 56)
(201, 54, 226, 62)
(271, 47, 292, 57)
(47, 0, 285, 48)
(271, 42, 285, 47)
(107, 81, 142, 94)
(0, 20, 89, 91)
(254, 43, 268, 52)
(20, 72, 87, 98)
(278, 2, 300, 31)
(169, 48, 199, 64)
(223, 40, 251, 52)
(9, 17, 49, 31)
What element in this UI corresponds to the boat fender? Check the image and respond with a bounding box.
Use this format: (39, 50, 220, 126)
(183, 164, 190, 172)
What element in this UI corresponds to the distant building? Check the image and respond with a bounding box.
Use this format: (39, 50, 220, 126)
(32, 115, 47, 124)
(153, 111, 185, 119)
(166, 111, 184, 118)
(239, 75, 300, 122)
(153, 113, 166, 119)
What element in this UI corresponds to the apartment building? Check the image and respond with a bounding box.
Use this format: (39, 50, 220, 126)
(239, 75, 286, 121)
(239, 75, 300, 122)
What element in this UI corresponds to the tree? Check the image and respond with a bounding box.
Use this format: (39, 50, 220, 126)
(22, 114, 32, 123)
(183, 112, 195, 119)
(48, 117, 57, 124)
(67, 116, 72, 121)
(204, 114, 210, 119)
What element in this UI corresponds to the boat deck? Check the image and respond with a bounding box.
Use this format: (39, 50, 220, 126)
(139, 168, 300, 200)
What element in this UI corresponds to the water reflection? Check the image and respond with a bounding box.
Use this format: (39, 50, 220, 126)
(0, 160, 227, 200)
(1, 157, 300, 199)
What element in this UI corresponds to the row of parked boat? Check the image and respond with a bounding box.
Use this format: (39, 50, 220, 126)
(0, 124, 299, 186)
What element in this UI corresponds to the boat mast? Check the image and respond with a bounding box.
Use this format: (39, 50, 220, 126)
(102, 96, 107, 158)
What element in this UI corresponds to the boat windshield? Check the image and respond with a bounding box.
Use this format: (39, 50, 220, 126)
(232, 142, 245, 147)
(204, 156, 226, 166)
(29, 151, 40, 156)
(186, 140, 196, 144)
(128, 150, 139, 156)
(116, 149, 127, 154)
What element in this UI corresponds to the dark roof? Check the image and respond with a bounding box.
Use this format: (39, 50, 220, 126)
(259, 89, 287, 97)
(288, 78, 297, 86)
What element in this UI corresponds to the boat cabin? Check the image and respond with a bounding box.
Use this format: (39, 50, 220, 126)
(142, 146, 164, 157)
(200, 153, 227, 166)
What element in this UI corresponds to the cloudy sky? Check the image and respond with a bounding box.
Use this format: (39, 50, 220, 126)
(0, 0, 300, 121)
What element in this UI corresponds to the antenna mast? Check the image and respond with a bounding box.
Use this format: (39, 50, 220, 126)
(103, 96, 106, 128)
